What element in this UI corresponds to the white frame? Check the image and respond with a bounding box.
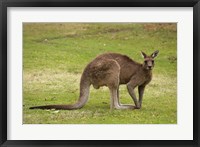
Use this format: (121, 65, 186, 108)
(7, 7, 193, 140)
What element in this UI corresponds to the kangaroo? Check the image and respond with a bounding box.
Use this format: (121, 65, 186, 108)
(30, 50, 159, 110)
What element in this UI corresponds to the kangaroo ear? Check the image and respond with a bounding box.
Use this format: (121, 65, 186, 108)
(141, 51, 147, 58)
(151, 50, 159, 58)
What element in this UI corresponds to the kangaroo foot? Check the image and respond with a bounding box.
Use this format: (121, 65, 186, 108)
(115, 104, 134, 110)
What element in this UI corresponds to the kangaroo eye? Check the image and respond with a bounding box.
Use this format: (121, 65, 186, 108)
(152, 60, 154, 63)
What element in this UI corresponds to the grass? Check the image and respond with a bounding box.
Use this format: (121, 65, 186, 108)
(23, 23, 177, 124)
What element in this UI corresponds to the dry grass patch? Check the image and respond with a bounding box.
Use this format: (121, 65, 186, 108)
(23, 70, 81, 93)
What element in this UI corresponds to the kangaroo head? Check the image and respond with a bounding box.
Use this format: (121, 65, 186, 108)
(141, 50, 159, 70)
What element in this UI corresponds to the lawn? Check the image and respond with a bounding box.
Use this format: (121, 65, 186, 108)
(23, 23, 177, 124)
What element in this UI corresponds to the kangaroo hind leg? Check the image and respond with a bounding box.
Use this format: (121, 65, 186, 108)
(105, 60, 133, 110)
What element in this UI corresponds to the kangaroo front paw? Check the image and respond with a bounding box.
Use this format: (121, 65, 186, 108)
(134, 106, 141, 109)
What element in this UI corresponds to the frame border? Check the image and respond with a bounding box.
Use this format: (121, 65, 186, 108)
(0, 0, 199, 147)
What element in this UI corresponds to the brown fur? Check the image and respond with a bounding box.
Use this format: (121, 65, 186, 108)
(30, 50, 159, 110)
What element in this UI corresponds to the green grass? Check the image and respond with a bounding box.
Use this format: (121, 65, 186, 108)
(23, 23, 177, 124)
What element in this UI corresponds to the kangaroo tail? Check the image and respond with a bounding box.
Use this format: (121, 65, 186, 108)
(29, 102, 85, 110)
(29, 73, 90, 110)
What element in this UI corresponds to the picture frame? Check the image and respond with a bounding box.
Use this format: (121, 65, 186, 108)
(0, 0, 199, 147)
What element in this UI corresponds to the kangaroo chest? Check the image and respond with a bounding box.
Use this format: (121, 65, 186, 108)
(133, 71, 152, 86)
